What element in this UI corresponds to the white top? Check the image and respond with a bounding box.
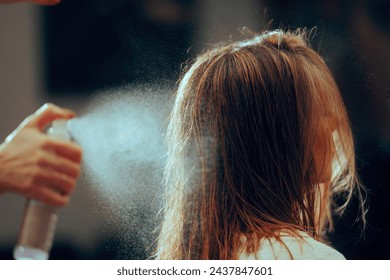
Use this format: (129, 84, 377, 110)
(238, 233, 345, 260)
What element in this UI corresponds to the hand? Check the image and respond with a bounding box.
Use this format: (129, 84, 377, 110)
(0, 0, 60, 5)
(0, 103, 82, 206)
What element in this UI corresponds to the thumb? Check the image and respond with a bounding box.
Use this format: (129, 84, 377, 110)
(25, 103, 76, 131)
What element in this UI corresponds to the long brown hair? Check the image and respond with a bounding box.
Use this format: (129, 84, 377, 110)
(156, 29, 364, 259)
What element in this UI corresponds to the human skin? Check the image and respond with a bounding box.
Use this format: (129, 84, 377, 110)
(0, 103, 82, 206)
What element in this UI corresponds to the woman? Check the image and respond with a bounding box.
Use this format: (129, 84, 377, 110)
(156, 29, 365, 259)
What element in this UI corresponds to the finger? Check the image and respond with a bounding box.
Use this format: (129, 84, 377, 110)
(44, 139, 83, 163)
(31, 187, 70, 207)
(35, 168, 77, 195)
(40, 151, 81, 178)
(26, 103, 76, 131)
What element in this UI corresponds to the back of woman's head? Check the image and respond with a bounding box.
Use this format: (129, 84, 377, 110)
(157, 29, 363, 259)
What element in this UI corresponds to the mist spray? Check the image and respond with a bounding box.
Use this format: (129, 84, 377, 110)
(13, 120, 72, 260)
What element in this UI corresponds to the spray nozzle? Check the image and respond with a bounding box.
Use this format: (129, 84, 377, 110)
(46, 119, 72, 141)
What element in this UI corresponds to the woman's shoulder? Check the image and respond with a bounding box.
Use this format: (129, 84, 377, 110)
(239, 232, 346, 260)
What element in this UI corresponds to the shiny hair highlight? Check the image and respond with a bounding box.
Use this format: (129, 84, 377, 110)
(156, 29, 365, 259)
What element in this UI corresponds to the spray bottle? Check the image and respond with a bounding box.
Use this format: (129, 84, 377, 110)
(13, 120, 72, 260)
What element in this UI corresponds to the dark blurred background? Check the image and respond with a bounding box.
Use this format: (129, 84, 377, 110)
(0, 0, 388, 259)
